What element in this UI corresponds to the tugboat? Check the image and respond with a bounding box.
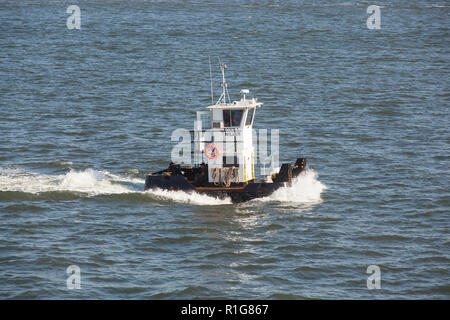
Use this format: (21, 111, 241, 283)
(145, 62, 306, 203)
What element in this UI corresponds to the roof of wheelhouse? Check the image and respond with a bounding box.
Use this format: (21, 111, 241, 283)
(207, 98, 262, 110)
(208, 62, 263, 111)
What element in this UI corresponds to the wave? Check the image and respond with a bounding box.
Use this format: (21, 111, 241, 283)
(254, 169, 327, 204)
(0, 167, 229, 205)
(0, 167, 326, 205)
(0, 168, 133, 196)
(144, 188, 232, 205)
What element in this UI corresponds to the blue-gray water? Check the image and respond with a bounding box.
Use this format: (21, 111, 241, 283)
(0, 0, 449, 299)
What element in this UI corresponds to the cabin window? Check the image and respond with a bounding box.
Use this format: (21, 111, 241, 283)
(245, 108, 255, 126)
(223, 109, 243, 127)
(223, 110, 231, 127)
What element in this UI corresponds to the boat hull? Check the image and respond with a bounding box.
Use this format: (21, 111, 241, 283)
(144, 158, 306, 203)
(145, 175, 287, 203)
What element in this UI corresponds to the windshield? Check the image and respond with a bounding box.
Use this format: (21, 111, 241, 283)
(223, 109, 243, 127)
(245, 108, 255, 126)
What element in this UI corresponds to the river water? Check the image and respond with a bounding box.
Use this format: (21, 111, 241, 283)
(0, 0, 448, 299)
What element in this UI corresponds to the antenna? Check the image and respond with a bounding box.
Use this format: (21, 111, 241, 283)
(209, 56, 214, 104)
(216, 57, 230, 104)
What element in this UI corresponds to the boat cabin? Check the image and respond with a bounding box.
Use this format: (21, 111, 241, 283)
(193, 64, 262, 185)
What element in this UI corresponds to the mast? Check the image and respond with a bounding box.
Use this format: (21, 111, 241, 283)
(216, 58, 230, 105)
(209, 56, 214, 105)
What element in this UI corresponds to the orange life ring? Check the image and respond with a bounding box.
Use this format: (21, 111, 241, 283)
(205, 143, 220, 160)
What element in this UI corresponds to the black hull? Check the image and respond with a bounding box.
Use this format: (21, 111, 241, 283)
(145, 175, 287, 203)
(144, 158, 306, 203)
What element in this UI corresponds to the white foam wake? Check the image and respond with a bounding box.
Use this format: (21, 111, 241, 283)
(0, 168, 134, 196)
(255, 169, 327, 204)
(0, 167, 325, 205)
(0, 167, 230, 205)
(144, 188, 232, 205)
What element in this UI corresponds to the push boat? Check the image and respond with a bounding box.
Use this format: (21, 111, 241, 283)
(145, 63, 307, 203)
